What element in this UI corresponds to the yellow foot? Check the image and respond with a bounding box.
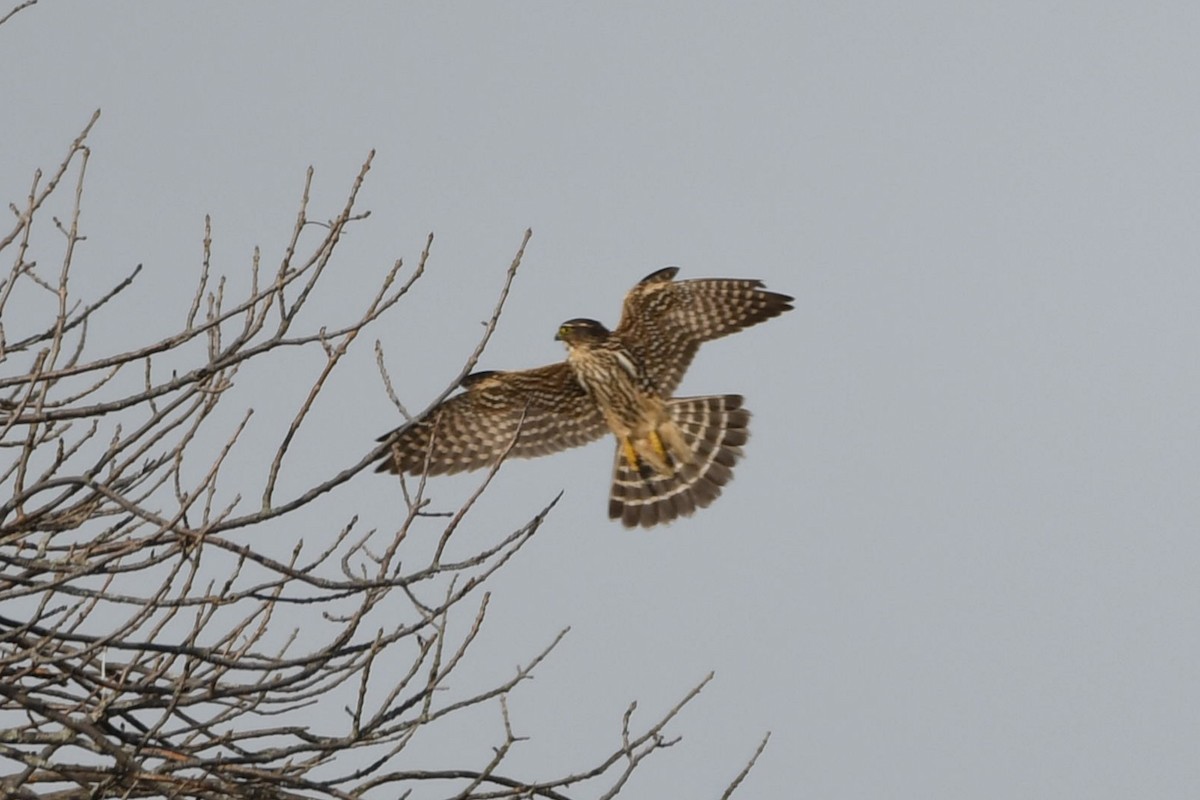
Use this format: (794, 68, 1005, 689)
(647, 428, 669, 464)
(622, 437, 640, 470)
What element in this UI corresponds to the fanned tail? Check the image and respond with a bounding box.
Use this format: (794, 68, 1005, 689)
(608, 395, 749, 528)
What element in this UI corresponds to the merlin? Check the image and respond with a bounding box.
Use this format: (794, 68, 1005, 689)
(376, 267, 793, 528)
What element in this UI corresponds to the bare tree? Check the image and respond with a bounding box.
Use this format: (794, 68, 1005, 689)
(0, 96, 769, 800)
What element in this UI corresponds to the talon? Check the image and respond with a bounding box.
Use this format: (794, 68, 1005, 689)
(622, 438, 640, 470)
(648, 429, 669, 464)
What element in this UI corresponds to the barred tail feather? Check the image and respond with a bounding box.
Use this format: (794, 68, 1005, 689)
(608, 395, 750, 528)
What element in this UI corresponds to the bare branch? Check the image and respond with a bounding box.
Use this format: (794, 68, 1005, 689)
(720, 731, 771, 799)
(1, 102, 748, 800)
(0, 0, 37, 28)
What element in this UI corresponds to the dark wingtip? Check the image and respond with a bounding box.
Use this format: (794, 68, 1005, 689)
(745, 281, 795, 311)
(374, 447, 399, 473)
(460, 370, 499, 388)
(768, 291, 796, 314)
(639, 266, 680, 285)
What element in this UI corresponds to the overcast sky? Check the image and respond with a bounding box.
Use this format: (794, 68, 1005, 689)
(5, 2, 1200, 797)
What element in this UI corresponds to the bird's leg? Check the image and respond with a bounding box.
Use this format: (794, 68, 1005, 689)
(647, 429, 669, 466)
(660, 424, 693, 466)
(622, 437, 641, 471)
(631, 429, 675, 477)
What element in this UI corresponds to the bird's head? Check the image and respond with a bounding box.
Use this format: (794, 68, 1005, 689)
(555, 318, 610, 346)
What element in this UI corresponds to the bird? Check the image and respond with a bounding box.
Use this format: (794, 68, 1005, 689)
(376, 267, 793, 528)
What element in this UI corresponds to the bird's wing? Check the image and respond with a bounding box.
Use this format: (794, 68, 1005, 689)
(614, 267, 794, 394)
(376, 362, 608, 476)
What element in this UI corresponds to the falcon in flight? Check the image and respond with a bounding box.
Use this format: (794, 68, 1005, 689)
(376, 267, 793, 528)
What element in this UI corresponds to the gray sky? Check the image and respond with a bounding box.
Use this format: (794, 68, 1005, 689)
(5, 2, 1200, 797)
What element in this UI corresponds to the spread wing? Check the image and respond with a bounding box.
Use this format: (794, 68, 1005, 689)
(376, 363, 608, 476)
(614, 267, 794, 395)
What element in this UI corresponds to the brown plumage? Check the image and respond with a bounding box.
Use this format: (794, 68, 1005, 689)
(607, 394, 749, 528)
(376, 267, 793, 528)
